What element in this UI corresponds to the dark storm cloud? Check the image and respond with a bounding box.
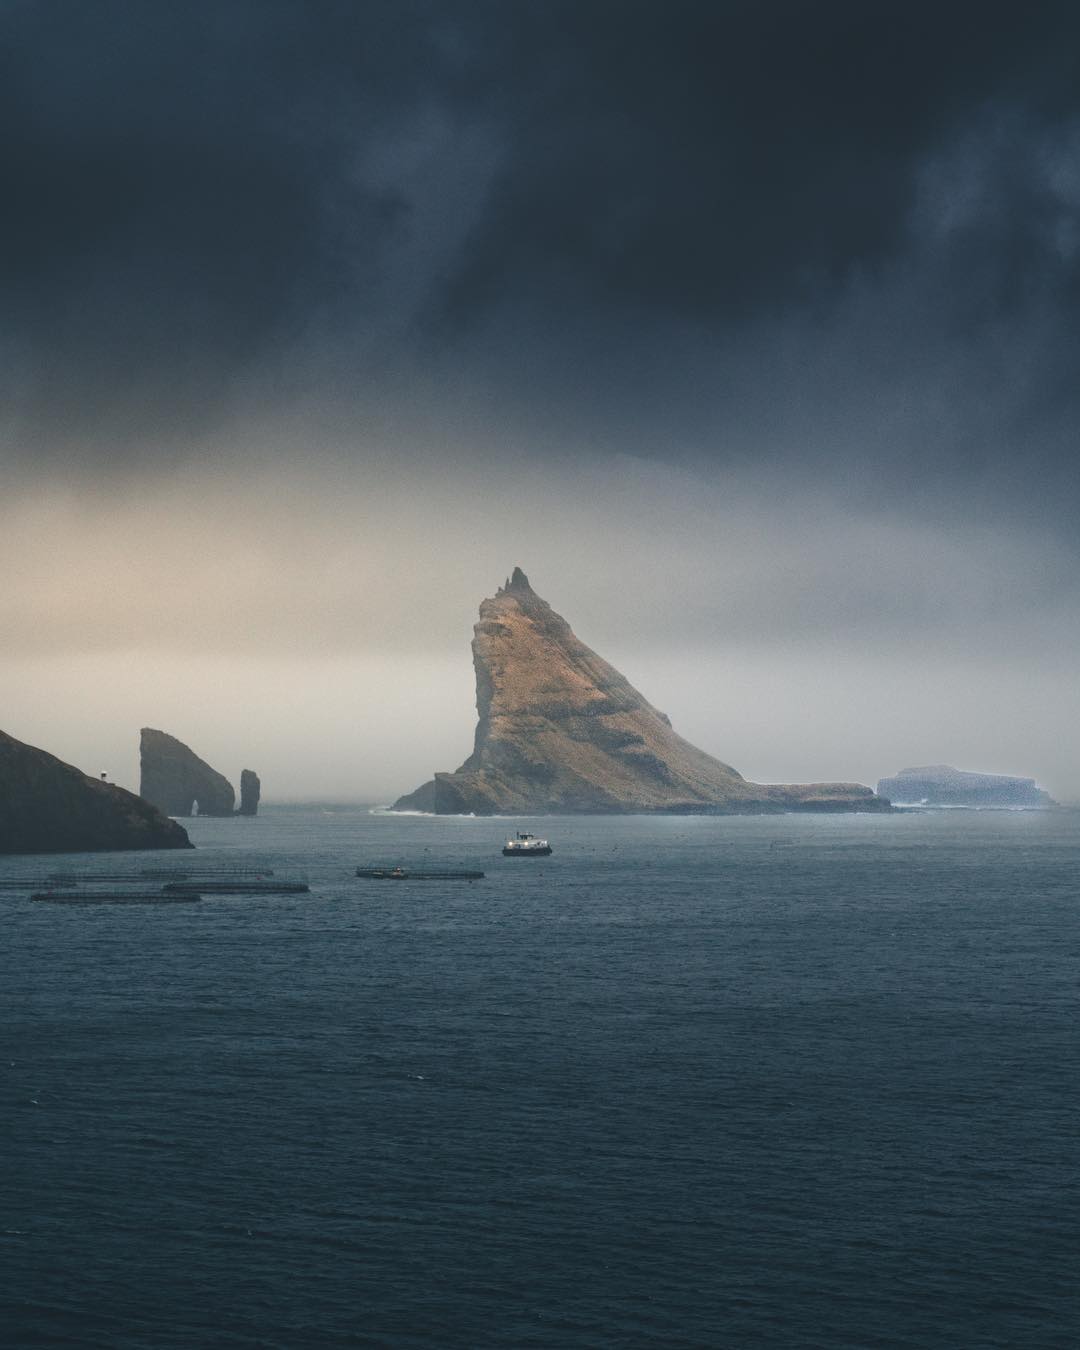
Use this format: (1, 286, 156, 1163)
(3, 0, 1080, 500)
(0, 0, 470, 447)
(439, 1, 1080, 324)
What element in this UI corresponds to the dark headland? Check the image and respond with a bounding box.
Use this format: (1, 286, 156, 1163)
(394, 568, 890, 815)
(0, 728, 192, 854)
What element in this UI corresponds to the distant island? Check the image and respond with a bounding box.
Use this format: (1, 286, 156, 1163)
(877, 765, 1057, 808)
(140, 728, 260, 817)
(0, 728, 192, 854)
(394, 568, 890, 815)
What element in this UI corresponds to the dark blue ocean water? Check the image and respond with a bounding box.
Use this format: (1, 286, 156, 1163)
(2, 807, 1078, 1349)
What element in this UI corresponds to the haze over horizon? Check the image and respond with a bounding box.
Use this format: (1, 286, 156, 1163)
(3, 2, 1079, 803)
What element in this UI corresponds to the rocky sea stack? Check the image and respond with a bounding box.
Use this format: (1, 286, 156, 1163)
(394, 568, 890, 815)
(238, 769, 261, 816)
(140, 729, 238, 817)
(0, 729, 192, 854)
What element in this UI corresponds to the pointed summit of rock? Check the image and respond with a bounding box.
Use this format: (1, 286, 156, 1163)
(393, 571, 889, 815)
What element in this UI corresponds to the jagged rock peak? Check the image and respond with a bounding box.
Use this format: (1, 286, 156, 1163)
(504, 566, 532, 593)
(0, 729, 192, 854)
(139, 728, 236, 818)
(393, 571, 890, 816)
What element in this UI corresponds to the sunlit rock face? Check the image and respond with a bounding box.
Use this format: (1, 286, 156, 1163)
(877, 765, 1056, 807)
(139, 729, 236, 817)
(238, 769, 261, 816)
(394, 568, 889, 815)
(0, 729, 192, 853)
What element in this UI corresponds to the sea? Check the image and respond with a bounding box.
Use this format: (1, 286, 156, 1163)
(2, 806, 1078, 1349)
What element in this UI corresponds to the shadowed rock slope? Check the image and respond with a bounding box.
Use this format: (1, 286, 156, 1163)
(394, 569, 889, 815)
(140, 729, 236, 817)
(1, 729, 192, 853)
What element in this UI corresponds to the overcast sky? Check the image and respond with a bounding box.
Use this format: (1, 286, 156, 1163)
(3, 1, 1079, 802)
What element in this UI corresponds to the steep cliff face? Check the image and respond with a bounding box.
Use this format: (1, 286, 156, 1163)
(878, 765, 1056, 807)
(0, 729, 192, 854)
(238, 769, 261, 816)
(139, 729, 236, 817)
(394, 568, 889, 815)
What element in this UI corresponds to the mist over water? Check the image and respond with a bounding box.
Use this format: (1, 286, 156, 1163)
(2, 454, 1077, 801)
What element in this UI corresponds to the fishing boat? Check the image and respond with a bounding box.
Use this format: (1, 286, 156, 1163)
(502, 832, 552, 857)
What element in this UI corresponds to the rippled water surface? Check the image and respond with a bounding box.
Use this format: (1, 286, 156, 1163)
(3, 807, 1078, 1347)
